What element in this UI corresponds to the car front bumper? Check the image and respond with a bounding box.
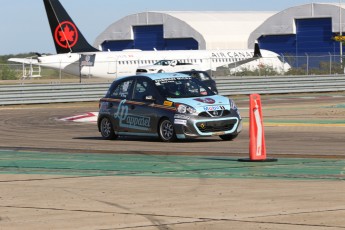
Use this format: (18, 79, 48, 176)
(173, 114, 242, 139)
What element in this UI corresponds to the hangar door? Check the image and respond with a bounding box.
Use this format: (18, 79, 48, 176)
(295, 18, 335, 54)
(258, 18, 342, 67)
(100, 25, 198, 51)
(133, 25, 165, 50)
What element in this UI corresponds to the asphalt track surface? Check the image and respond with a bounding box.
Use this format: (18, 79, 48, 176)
(0, 92, 345, 229)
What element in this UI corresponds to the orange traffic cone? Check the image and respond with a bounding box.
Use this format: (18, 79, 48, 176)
(238, 94, 277, 162)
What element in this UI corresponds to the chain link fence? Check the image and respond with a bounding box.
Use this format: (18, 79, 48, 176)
(281, 54, 344, 76)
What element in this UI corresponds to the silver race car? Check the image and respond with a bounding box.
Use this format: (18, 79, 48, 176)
(98, 73, 242, 142)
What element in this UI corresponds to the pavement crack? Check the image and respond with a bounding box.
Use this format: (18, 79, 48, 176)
(2, 205, 345, 229)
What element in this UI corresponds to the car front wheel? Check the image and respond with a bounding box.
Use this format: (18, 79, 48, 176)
(100, 117, 118, 140)
(158, 119, 176, 142)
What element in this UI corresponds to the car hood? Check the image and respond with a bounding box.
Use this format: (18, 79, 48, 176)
(167, 95, 230, 112)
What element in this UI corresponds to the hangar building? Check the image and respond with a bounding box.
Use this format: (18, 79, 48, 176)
(93, 11, 274, 51)
(93, 3, 345, 68)
(249, 3, 345, 57)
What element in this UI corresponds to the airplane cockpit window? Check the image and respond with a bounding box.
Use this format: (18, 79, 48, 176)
(277, 55, 285, 63)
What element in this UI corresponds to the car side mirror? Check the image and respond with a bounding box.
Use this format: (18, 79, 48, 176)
(144, 95, 156, 102)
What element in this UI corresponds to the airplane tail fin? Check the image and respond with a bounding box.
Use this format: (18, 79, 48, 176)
(43, 0, 99, 54)
(254, 43, 262, 58)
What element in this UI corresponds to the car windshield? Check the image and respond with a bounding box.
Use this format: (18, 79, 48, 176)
(154, 76, 215, 98)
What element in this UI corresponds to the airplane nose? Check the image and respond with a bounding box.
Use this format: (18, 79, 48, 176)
(283, 63, 291, 72)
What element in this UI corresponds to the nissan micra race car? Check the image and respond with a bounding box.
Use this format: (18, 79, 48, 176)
(98, 73, 242, 142)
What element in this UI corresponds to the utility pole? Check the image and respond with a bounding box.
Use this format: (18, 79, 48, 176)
(340, 0, 343, 69)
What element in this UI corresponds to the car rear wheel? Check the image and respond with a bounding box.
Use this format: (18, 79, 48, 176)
(219, 134, 238, 141)
(158, 119, 176, 142)
(100, 117, 118, 140)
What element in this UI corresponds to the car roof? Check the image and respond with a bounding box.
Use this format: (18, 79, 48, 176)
(145, 73, 190, 80)
(115, 73, 190, 82)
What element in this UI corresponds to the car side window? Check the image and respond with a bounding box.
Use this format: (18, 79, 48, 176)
(198, 72, 211, 81)
(110, 80, 133, 99)
(133, 79, 151, 101)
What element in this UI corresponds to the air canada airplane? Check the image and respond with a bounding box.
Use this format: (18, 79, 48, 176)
(9, 0, 290, 78)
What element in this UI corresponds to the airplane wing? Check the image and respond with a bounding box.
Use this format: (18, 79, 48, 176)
(8, 58, 39, 65)
(227, 43, 262, 69)
(227, 57, 259, 68)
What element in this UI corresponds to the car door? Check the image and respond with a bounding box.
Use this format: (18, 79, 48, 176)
(127, 78, 159, 136)
(108, 78, 134, 133)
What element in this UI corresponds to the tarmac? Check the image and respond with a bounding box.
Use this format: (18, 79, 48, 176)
(1, 93, 344, 229)
(1, 150, 345, 230)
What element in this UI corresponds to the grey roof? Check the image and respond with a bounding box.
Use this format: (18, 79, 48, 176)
(93, 11, 274, 50)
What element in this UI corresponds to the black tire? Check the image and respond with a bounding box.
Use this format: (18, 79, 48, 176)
(158, 119, 177, 142)
(100, 117, 118, 140)
(158, 69, 165, 73)
(219, 134, 238, 141)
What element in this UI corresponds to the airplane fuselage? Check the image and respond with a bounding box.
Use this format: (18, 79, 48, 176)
(37, 49, 289, 79)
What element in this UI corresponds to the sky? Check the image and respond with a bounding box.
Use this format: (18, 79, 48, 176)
(0, 0, 341, 55)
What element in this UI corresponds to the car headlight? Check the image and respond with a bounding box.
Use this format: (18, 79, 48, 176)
(229, 99, 241, 117)
(176, 103, 196, 114)
(229, 99, 237, 110)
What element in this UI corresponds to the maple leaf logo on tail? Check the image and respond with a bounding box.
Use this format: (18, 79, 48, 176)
(59, 26, 74, 42)
(54, 21, 79, 49)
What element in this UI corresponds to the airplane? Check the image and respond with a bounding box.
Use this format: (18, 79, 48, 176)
(9, 0, 290, 79)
